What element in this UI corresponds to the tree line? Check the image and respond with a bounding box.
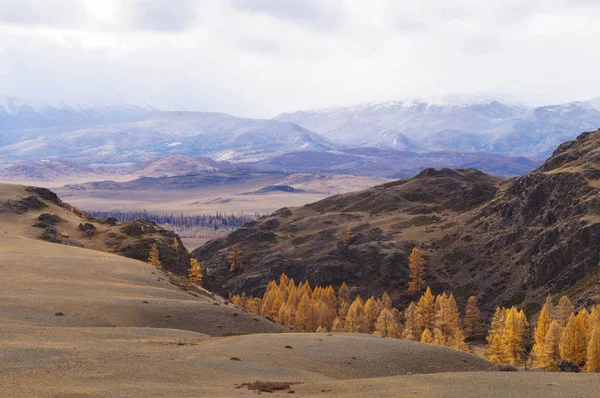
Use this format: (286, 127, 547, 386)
(89, 210, 264, 238)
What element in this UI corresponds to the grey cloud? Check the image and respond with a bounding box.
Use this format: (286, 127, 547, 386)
(230, 0, 338, 30)
(125, 0, 197, 32)
(0, 0, 88, 26)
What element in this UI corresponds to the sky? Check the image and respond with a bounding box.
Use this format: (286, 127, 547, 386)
(1, 0, 600, 118)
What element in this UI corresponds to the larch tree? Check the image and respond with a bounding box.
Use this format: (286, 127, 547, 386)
(542, 320, 563, 367)
(501, 307, 529, 366)
(416, 287, 435, 333)
(345, 295, 366, 333)
(295, 293, 312, 332)
(421, 328, 433, 344)
(381, 292, 393, 310)
(148, 243, 161, 268)
(532, 302, 552, 367)
(331, 317, 345, 332)
(401, 302, 420, 341)
(555, 296, 574, 327)
(228, 245, 240, 273)
(407, 247, 425, 294)
(559, 312, 587, 366)
(363, 297, 380, 333)
(342, 225, 352, 246)
(463, 296, 481, 339)
(432, 328, 445, 345)
(188, 258, 202, 285)
(587, 325, 600, 372)
(485, 307, 507, 363)
(375, 308, 398, 338)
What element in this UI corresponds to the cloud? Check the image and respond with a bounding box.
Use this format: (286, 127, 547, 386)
(124, 0, 197, 32)
(1, 0, 600, 118)
(229, 0, 339, 31)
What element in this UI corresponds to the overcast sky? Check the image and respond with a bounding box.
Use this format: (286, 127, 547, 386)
(1, 0, 600, 117)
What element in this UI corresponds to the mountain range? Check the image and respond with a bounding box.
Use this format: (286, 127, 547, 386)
(1, 94, 600, 180)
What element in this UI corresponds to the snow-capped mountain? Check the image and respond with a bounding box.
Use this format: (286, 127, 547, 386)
(275, 94, 600, 157)
(0, 99, 337, 163)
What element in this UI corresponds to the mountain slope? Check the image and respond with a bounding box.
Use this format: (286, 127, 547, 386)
(276, 96, 600, 158)
(191, 129, 600, 314)
(0, 103, 337, 163)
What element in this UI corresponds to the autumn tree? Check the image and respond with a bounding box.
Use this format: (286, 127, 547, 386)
(415, 287, 435, 332)
(295, 293, 312, 332)
(401, 302, 420, 341)
(421, 328, 433, 344)
(342, 225, 352, 246)
(554, 296, 574, 327)
(375, 308, 398, 338)
(559, 312, 588, 366)
(148, 243, 161, 268)
(381, 292, 392, 310)
(407, 247, 425, 294)
(345, 296, 366, 333)
(363, 297, 380, 333)
(542, 320, 563, 367)
(587, 325, 600, 372)
(188, 258, 202, 285)
(463, 296, 481, 339)
(228, 245, 240, 273)
(501, 307, 529, 366)
(485, 307, 507, 363)
(532, 301, 552, 367)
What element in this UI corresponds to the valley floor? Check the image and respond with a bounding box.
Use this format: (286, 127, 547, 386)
(1, 227, 600, 397)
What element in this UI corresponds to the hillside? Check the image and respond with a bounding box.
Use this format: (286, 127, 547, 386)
(0, 183, 194, 278)
(191, 129, 600, 315)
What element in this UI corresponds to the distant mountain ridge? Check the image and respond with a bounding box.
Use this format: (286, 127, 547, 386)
(275, 95, 600, 158)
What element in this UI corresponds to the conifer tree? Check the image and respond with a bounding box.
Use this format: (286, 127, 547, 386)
(316, 325, 327, 333)
(407, 247, 425, 294)
(463, 296, 481, 338)
(559, 312, 587, 366)
(432, 328, 445, 345)
(331, 317, 344, 332)
(555, 296, 574, 327)
(501, 307, 529, 365)
(532, 302, 552, 367)
(228, 245, 240, 273)
(343, 225, 352, 246)
(401, 302, 420, 341)
(363, 297, 380, 333)
(375, 308, 398, 338)
(587, 325, 600, 372)
(345, 295, 366, 333)
(381, 292, 392, 310)
(421, 328, 433, 344)
(338, 282, 351, 307)
(295, 293, 312, 332)
(542, 320, 563, 366)
(415, 287, 435, 332)
(188, 258, 202, 285)
(486, 307, 507, 363)
(148, 243, 161, 268)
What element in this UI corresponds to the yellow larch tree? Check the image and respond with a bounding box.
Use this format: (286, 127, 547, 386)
(407, 247, 425, 294)
(559, 312, 587, 366)
(375, 308, 398, 338)
(294, 293, 312, 332)
(421, 328, 433, 344)
(228, 245, 240, 273)
(415, 287, 435, 333)
(554, 296, 574, 327)
(148, 243, 161, 268)
(501, 307, 529, 366)
(463, 296, 481, 339)
(363, 297, 380, 333)
(485, 307, 507, 363)
(345, 295, 366, 333)
(542, 320, 563, 367)
(587, 325, 600, 372)
(531, 302, 552, 367)
(331, 317, 345, 332)
(401, 302, 420, 341)
(381, 292, 392, 310)
(188, 258, 202, 285)
(432, 327, 445, 345)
